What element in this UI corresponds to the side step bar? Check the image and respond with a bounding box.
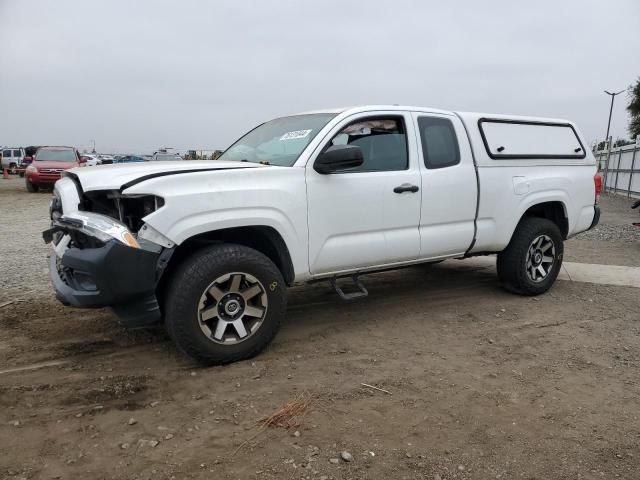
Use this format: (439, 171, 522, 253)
(330, 275, 368, 301)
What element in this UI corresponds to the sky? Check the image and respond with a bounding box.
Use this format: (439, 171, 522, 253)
(0, 0, 638, 154)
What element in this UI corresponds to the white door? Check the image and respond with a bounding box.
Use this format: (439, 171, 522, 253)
(412, 113, 477, 258)
(306, 112, 422, 275)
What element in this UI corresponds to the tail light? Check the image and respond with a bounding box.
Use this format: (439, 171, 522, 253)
(594, 172, 602, 204)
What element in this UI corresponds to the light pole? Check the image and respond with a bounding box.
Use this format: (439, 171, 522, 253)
(90, 139, 96, 153)
(604, 89, 624, 145)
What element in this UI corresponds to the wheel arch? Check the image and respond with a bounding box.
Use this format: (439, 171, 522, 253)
(520, 200, 569, 239)
(157, 225, 295, 304)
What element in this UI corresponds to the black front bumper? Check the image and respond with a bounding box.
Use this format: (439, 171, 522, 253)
(49, 239, 164, 327)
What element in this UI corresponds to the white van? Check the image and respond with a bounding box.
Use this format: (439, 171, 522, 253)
(1, 147, 25, 172)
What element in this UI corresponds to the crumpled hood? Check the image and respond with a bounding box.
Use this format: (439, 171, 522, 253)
(64, 160, 263, 192)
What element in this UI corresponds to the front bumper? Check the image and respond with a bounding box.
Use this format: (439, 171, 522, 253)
(27, 172, 62, 186)
(48, 238, 164, 327)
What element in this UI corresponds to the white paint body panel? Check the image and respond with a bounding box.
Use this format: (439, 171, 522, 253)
(305, 110, 422, 274)
(60, 105, 598, 284)
(123, 166, 310, 280)
(65, 160, 262, 192)
(413, 112, 477, 258)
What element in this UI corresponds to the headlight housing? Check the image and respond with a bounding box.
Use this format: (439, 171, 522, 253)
(26, 165, 37, 173)
(57, 212, 140, 249)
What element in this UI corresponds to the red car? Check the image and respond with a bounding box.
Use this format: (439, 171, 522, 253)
(25, 146, 84, 192)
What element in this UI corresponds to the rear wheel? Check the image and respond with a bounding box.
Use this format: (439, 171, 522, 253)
(26, 179, 39, 193)
(497, 217, 563, 295)
(164, 244, 286, 365)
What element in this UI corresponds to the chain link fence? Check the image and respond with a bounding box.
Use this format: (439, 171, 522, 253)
(594, 142, 640, 199)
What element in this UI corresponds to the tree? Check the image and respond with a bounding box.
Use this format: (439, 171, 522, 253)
(613, 138, 633, 148)
(628, 77, 640, 139)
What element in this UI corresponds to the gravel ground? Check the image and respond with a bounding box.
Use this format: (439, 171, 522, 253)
(1, 175, 640, 480)
(0, 177, 52, 302)
(575, 222, 640, 242)
(565, 192, 640, 267)
(574, 193, 640, 243)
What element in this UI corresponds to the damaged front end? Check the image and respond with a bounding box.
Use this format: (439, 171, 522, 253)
(44, 176, 174, 328)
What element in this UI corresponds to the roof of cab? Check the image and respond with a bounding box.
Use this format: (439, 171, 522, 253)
(297, 105, 573, 125)
(298, 105, 454, 116)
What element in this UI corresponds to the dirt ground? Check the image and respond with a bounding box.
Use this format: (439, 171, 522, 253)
(1, 176, 639, 480)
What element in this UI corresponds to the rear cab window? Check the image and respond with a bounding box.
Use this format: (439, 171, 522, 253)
(478, 119, 586, 159)
(417, 117, 460, 169)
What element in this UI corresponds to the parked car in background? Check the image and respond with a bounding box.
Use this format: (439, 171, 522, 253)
(2, 147, 25, 172)
(152, 151, 182, 161)
(18, 146, 39, 176)
(80, 154, 101, 166)
(114, 155, 146, 163)
(25, 146, 84, 192)
(98, 154, 115, 164)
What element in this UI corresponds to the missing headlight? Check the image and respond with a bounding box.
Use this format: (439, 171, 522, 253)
(81, 191, 164, 233)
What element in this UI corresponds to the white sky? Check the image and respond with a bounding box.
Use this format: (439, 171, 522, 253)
(0, 0, 638, 153)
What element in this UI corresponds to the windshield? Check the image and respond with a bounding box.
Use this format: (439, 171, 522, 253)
(35, 149, 76, 162)
(219, 113, 337, 166)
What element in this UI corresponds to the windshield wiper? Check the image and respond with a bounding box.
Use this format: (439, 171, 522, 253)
(238, 159, 271, 166)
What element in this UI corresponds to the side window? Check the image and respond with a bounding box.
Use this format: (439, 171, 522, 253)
(418, 117, 460, 169)
(326, 116, 408, 172)
(2, 150, 10, 158)
(13, 150, 21, 157)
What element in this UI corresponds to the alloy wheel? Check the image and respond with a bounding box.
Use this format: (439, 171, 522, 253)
(525, 235, 555, 282)
(197, 272, 268, 344)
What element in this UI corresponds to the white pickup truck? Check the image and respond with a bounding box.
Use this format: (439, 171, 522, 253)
(45, 105, 601, 364)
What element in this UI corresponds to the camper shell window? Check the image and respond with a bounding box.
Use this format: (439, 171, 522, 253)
(478, 119, 586, 160)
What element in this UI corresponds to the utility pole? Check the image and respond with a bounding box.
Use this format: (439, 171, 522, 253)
(604, 89, 624, 146)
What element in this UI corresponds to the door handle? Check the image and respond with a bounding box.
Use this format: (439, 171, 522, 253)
(393, 183, 419, 194)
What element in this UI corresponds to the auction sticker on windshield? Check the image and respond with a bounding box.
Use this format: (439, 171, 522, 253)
(280, 129, 312, 141)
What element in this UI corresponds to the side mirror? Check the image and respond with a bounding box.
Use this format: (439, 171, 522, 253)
(314, 145, 364, 174)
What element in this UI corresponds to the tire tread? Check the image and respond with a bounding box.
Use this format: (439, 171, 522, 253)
(496, 217, 563, 296)
(164, 243, 286, 365)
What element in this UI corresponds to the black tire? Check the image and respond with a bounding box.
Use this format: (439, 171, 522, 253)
(496, 217, 563, 296)
(26, 179, 39, 193)
(164, 243, 287, 365)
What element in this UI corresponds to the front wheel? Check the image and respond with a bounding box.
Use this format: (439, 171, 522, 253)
(497, 217, 563, 295)
(164, 244, 287, 365)
(26, 179, 39, 193)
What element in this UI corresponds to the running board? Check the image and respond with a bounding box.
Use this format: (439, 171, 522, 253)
(330, 275, 369, 301)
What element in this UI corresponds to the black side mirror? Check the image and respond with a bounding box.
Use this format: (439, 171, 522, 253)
(314, 145, 364, 174)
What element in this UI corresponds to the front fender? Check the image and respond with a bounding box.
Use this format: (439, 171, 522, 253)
(122, 167, 310, 279)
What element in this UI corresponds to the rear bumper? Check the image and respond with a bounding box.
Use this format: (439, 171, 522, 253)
(49, 239, 163, 327)
(588, 205, 601, 230)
